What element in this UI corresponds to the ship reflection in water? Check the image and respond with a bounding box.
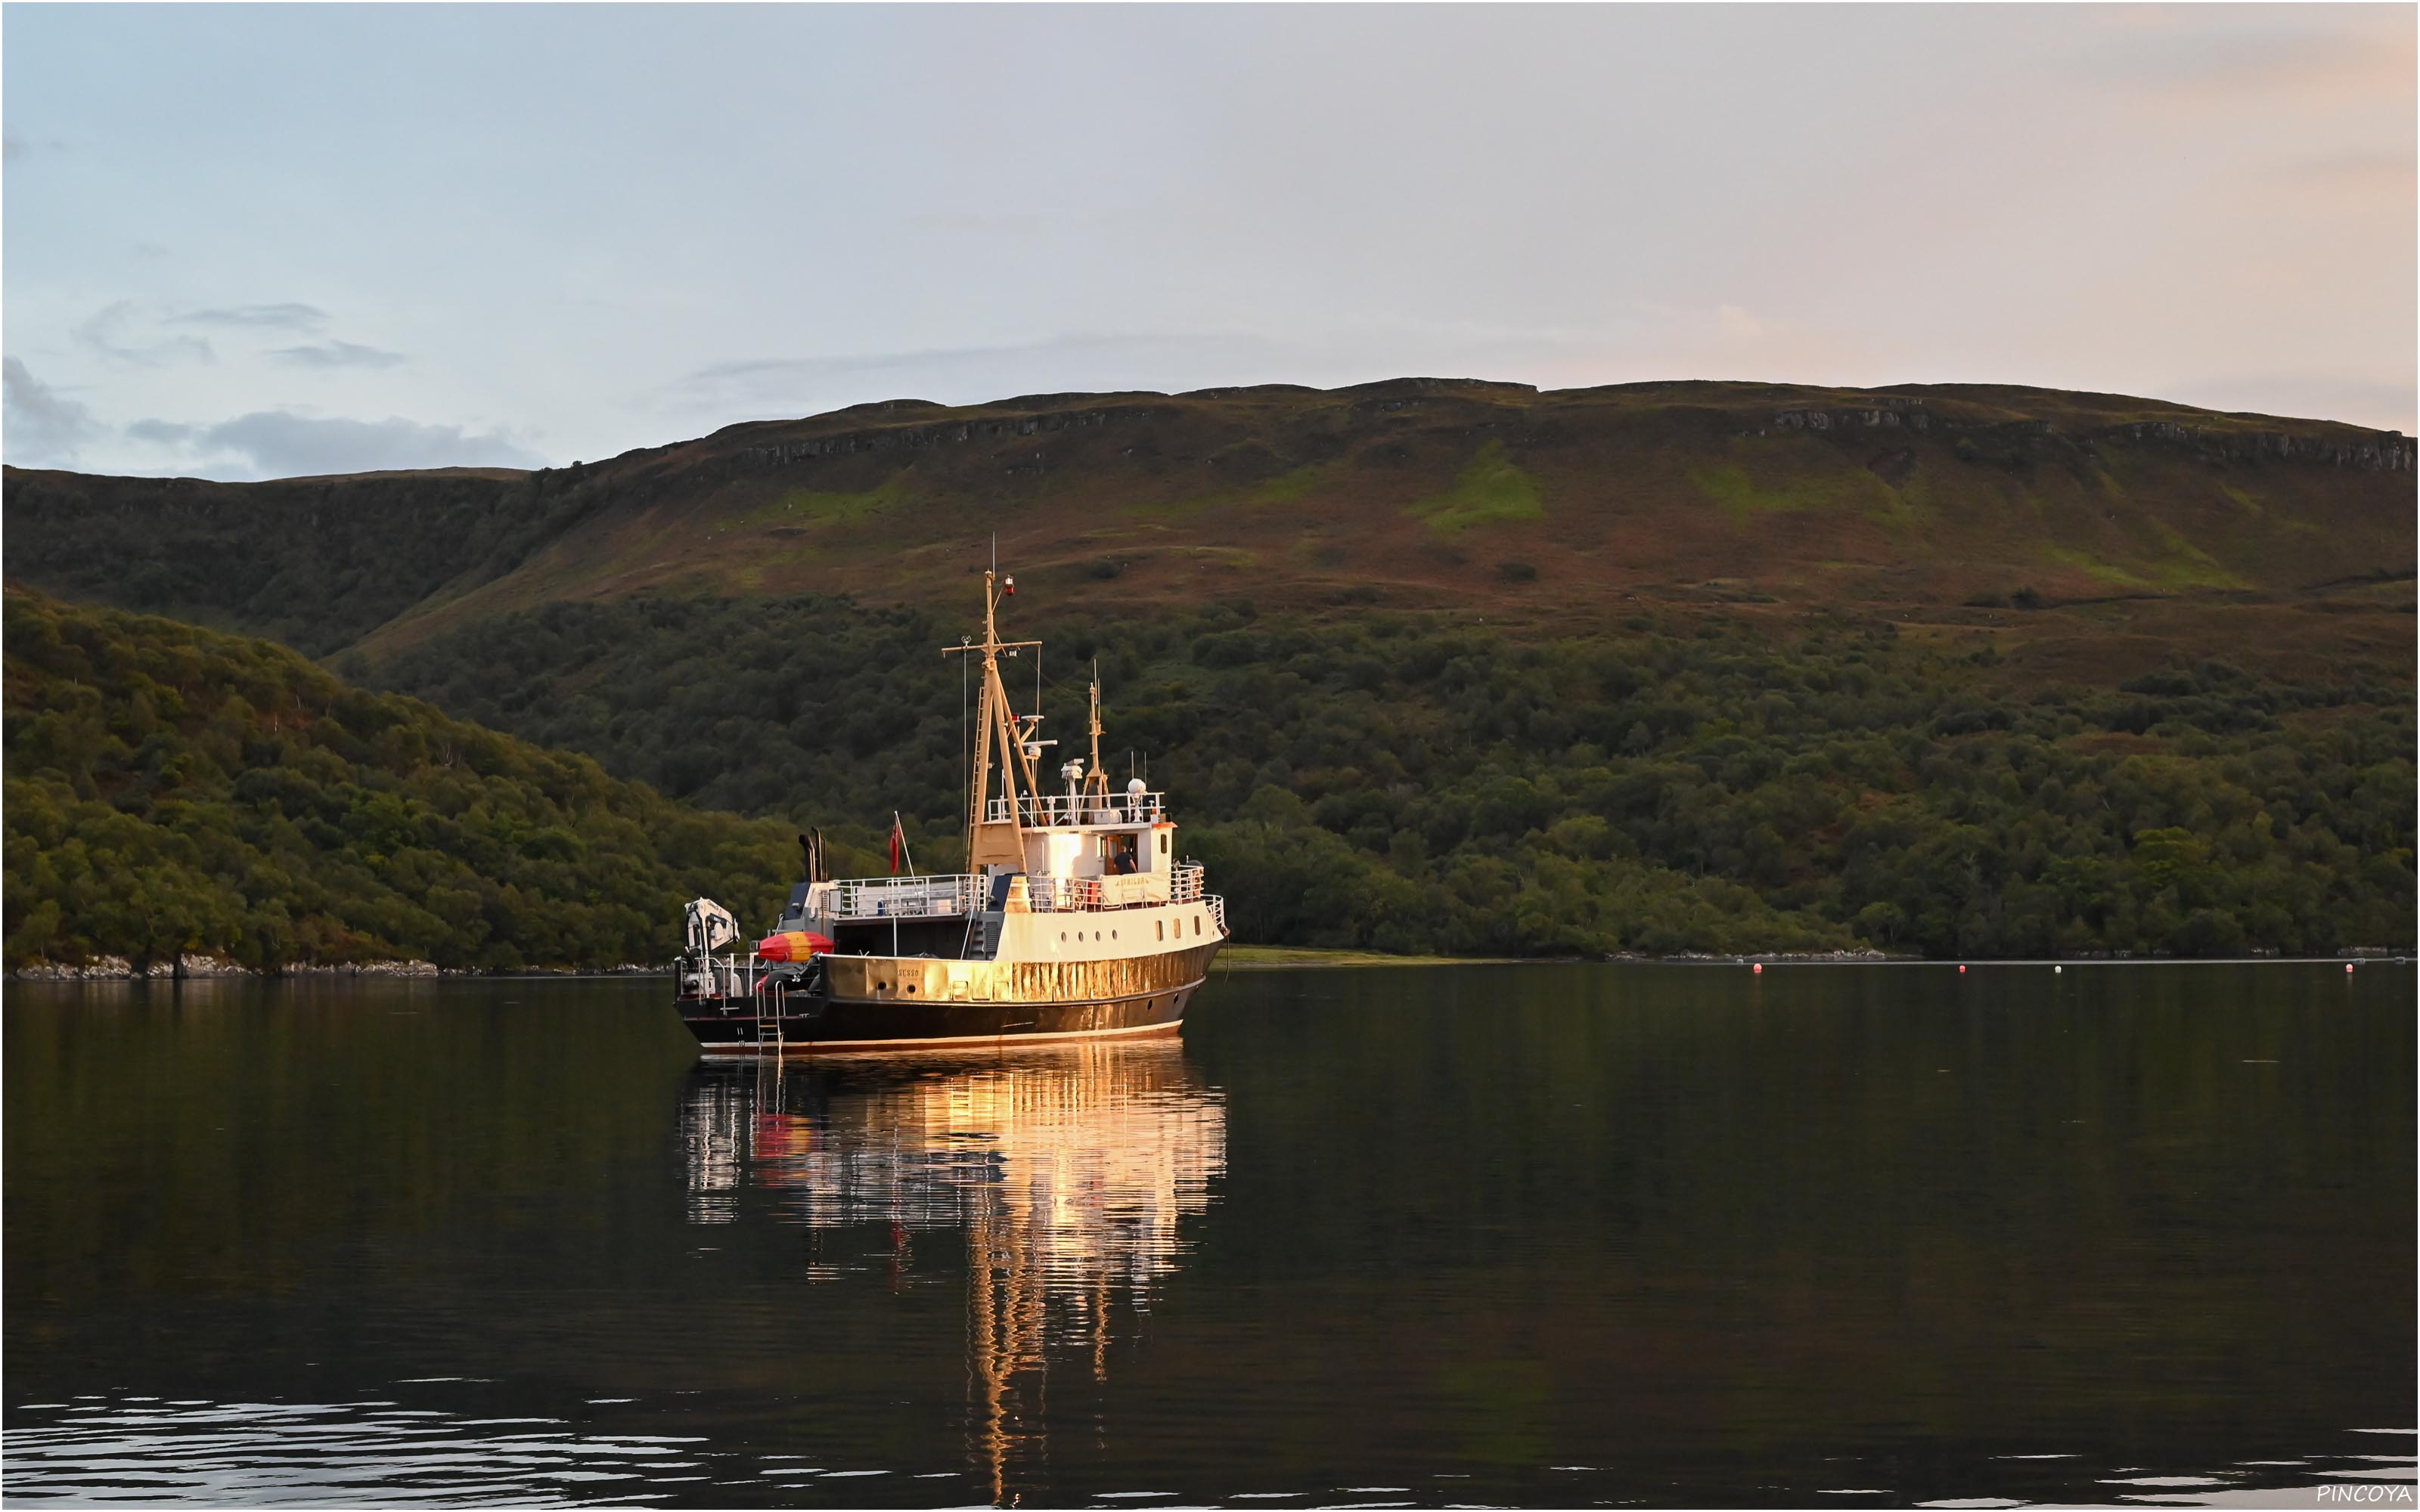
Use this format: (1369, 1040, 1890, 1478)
(680, 1042, 1227, 1498)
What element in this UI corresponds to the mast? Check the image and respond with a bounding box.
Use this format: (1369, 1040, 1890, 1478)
(942, 568, 1043, 871)
(1081, 660, 1109, 811)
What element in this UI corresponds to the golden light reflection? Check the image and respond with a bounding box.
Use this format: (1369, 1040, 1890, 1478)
(680, 1043, 1227, 1501)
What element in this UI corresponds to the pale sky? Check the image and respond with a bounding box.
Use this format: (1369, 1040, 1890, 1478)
(4, 3, 2412, 481)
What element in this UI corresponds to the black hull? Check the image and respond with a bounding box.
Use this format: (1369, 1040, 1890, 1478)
(679, 981, 1199, 1054)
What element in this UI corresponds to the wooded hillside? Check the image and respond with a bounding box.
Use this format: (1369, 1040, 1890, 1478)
(2, 590, 830, 972)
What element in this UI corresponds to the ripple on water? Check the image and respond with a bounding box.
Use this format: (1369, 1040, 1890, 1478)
(3, 1395, 714, 1504)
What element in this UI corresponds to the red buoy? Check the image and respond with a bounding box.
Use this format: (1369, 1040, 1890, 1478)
(2346, 962, 2356, 974)
(1752, 962, 1764, 974)
(1958, 963, 1968, 974)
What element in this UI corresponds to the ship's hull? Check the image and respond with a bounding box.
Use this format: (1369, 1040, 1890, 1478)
(681, 978, 1200, 1053)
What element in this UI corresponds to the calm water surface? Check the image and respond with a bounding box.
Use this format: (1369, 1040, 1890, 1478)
(7, 964, 2413, 1506)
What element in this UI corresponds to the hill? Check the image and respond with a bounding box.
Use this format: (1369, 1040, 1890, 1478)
(358, 593, 2414, 958)
(1, 590, 833, 974)
(4, 380, 2412, 674)
(4, 378, 2412, 962)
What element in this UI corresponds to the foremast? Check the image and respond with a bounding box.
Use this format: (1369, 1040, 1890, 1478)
(942, 569, 1044, 872)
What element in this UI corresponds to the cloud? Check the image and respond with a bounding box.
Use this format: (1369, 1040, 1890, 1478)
(74, 302, 214, 366)
(1714, 305, 1764, 342)
(668, 333, 1292, 412)
(2159, 373, 2416, 435)
(3, 130, 66, 163)
(168, 302, 328, 331)
(2, 358, 103, 467)
(2271, 149, 2418, 196)
(2086, 11, 2416, 104)
(659, 313, 1898, 423)
(126, 418, 194, 445)
(172, 411, 546, 479)
(269, 340, 405, 370)
(907, 211, 1046, 235)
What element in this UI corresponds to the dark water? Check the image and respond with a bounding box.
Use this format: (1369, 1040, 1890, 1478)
(7, 964, 2413, 1507)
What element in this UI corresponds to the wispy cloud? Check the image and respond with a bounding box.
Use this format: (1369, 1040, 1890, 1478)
(269, 340, 405, 370)
(906, 211, 1046, 236)
(668, 333, 1291, 412)
(2, 129, 67, 163)
(2, 358, 102, 467)
(2271, 149, 2418, 195)
(126, 417, 194, 446)
(74, 302, 214, 366)
(144, 411, 545, 479)
(2086, 10, 2416, 104)
(2160, 373, 2415, 435)
(168, 302, 328, 331)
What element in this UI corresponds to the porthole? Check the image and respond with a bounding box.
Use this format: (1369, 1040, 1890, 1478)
(1193, 916, 1202, 937)
(1156, 921, 1165, 941)
(1112, 930, 1119, 940)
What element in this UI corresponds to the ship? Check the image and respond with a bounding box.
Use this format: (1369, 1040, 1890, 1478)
(673, 565, 1229, 1052)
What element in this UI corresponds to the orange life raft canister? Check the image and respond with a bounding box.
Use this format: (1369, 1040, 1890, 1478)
(755, 931, 835, 962)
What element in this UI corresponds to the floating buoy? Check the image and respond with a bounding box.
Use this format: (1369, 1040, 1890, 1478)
(2054, 965, 2063, 974)
(2346, 962, 2356, 974)
(1958, 963, 1967, 974)
(1751, 962, 1763, 974)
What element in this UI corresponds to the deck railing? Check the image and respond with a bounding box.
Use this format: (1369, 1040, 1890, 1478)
(1207, 895, 1228, 937)
(833, 874, 984, 920)
(1024, 875, 1103, 912)
(988, 791, 1166, 828)
(821, 868, 1219, 922)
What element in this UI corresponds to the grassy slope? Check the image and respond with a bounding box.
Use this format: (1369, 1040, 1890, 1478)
(4, 380, 2410, 685)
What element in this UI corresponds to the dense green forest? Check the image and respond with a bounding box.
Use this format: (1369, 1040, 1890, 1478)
(2, 591, 845, 973)
(361, 594, 2417, 958)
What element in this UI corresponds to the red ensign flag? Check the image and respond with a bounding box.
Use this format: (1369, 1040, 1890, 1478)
(888, 819, 904, 874)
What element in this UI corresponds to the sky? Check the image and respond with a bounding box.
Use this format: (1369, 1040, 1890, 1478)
(4, 3, 2413, 481)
